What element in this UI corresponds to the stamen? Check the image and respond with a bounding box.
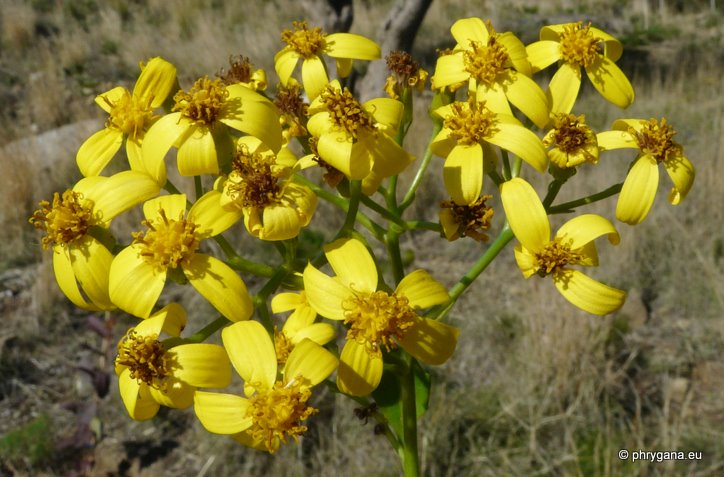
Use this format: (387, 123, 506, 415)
(281, 21, 326, 58)
(132, 208, 200, 271)
(116, 329, 170, 388)
(30, 190, 95, 249)
(443, 99, 497, 145)
(544, 113, 598, 168)
(463, 32, 510, 86)
(631, 118, 679, 163)
(440, 195, 494, 241)
(534, 237, 584, 277)
(320, 86, 375, 139)
(103, 89, 156, 139)
(227, 144, 281, 207)
(217, 55, 253, 85)
(274, 328, 294, 367)
(559, 22, 602, 68)
(172, 77, 229, 125)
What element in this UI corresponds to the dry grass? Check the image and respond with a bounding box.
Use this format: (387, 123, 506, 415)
(0, 0, 722, 476)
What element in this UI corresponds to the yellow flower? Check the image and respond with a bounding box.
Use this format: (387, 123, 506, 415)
(194, 320, 338, 453)
(597, 118, 695, 225)
(543, 113, 599, 168)
(29, 172, 160, 310)
(500, 178, 627, 315)
(526, 22, 634, 112)
(77, 57, 177, 177)
(116, 303, 232, 421)
(275, 21, 380, 99)
(217, 55, 268, 92)
(142, 77, 282, 184)
(439, 195, 494, 242)
(218, 137, 317, 241)
(271, 291, 336, 367)
(109, 193, 252, 321)
(307, 81, 415, 194)
(383, 50, 428, 100)
(303, 238, 459, 396)
(431, 97, 547, 205)
(273, 78, 309, 144)
(431, 18, 549, 128)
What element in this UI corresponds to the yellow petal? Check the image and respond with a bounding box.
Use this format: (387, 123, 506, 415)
(95, 86, 126, 113)
(274, 49, 300, 85)
(142, 112, 192, 185)
(337, 340, 382, 396)
(612, 118, 645, 132)
(69, 237, 114, 310)
(109, 244, 166, 318)
(291, 323, 336, 346)
(525, 40, 561, 73)
(443, 143, 483, 205)
(396, 269, 449, 309)
(487, 122, 547, 173)
(221, 321, 277, 391)
(324, 238, 378, 293)
(76, 128, 123, 177)
(553, 269, 627, 315)
(325, 33, 381, 60)
(302, 263, 351, 321)
(548, 62, 582, 115)
(500, 177, 550, 252)
(284, 339, 338, 387)
(194, 391, 252, 434)
(119, 369, 159, 421)
(307, 111, 332, 137)
(151, 303, 187, 337)
(364, 135, 414, 179)
(168, 344, 232, 388)
(585, 55, 634, 109)
(126, 137, 144, 172)
(301, 56, 330, 100)
(497, 32, 531, 76)
(513, 244, 539, 278)
(596, 130, 637, 151)
(431, 52, 468, 90)
(430, 127, 457, 158)
(143, 193, 187, 221)
(133, 57, 177, 108)
(188, 189, 242, 238)
(664, 153, 695, 205)
(254, 204, 303, 241)
(364, 98, 403, 133)
(221, 85, 282, 153)
(184, 254, 253, 323)
(148, 378, 194, 409)
(616, 155, 659, 225)
(271, 291, 304, 313)
(336, 57, 353, 78)
(556, 214, 620, 249)
(450, 17, 489, 45)
(398, 318, 459, 365)
(177, 127, 218, 176)
(91, 171, 161, 223)
(504, 72, 550, 128)
(318, 130, 372, 180)
(53, 246, 98, 310)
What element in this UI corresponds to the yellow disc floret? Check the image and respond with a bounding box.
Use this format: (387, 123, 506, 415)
(343, 290, 418, 355)
(534, 237, 585, 277)
(116, 329, 170, 387)
(320, 86, 375, 139)
(463, 34, 510, 87)
(632, 118, 679, 163)
(226, 144, 281, 208)
(281, 21, 326, 58)
(444, 100, 498, 145)
(30, 190, 95, 249)
(104, 89, 157, 139)
(133, 209, 200, 271)
(559, 22, 601, 68)
(247, 378, 318, 453)
(274, 329, 294, 367)
(172, 76, 229, 125)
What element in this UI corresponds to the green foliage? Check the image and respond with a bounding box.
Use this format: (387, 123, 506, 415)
(0, 414, 54, 466)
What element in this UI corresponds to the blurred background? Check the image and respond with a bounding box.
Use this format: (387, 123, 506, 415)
(0, 0, 722, 475)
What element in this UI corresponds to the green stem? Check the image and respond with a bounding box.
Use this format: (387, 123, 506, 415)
(386, 224, 405, 285)
(400, 121, 442, 211)
(361, 195, 406, 228)
(254, 267, 289, 334)
(213, 235, 277, 278)
(184, 316, 227, 343)
(405, 220, 441, 233)
(400, 355, 420, 477)
(194, 175, 203, 201)
(501, 149, 512, 180)
(547, 182, 623, 215)
(340, 179, 362, 235)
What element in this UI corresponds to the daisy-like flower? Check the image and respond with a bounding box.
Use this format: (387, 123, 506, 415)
(303, 238, 459, 396)
(439, 194, 494, 242)
(142, 76, 282, 184)
(109, 193, 252, 321)
(271, 291, 336, 367)
(275, 21, 381, 100)
(217, 55, 268, 92)
(597, 118, 695, 225)
(77, 57, 177, 177)
(218, 137, 317, 241)
(526, 22, 634, 113)
(431, 97, 547, 205)
(500, 177, 627, 315)
(194, 320, 338, 453)
(116, 303, 232, 421)
(29, 172, 160, 310)
(307, 81, 414, 195)
(543, 113, 599, 168)
(273, 78, 309, 144)
(383, 50, 428, 100)
(431, 18, 549, 128)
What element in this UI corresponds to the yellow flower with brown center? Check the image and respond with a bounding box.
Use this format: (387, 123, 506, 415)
(431, 18, 549, 128)
(597, 118, 695, 225)
(543, 113, 599, 168)
(431, 97, 547, 205)
(303, 238, 459, 396)
(526, 22, 634, 113)
(109, 193, 251, 321)
(29, 172, 160, 310)
(77, 57, 177, 177)
(275, 21, 380, 99)
(115, 304, 232, 421)
(439, 194, 494, 242)
(384, 50, 428, 100)
(500, 177, 627, 315)
(194, 320, 338, 453)
(273, 78, 309, 143)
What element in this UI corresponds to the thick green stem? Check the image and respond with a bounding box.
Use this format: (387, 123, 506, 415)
(213, 235, 276, 278)
(341, 179, 362, 234)
(400, 121, 442, 211)
(547, 182, 623, 214)
(184, 316, 227, 344)
(361, 195, 406, 228)
(400, 356, 420, 477)
(386, 224, 405, 285)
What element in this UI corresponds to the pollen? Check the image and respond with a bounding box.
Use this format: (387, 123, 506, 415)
(116, 329, 170, 387)
(132, 208, 200, 271)
(440, 195, 494, 242)
(274, 329, 294, 367)
(463, 34, 510, 86)
(444, 99, 497, 145)
(30, 190, 95, 249)
(534, 237, 584, 277)
(281, 21, 326, 59)
(343, 290, 418, 355)
(632, 118, 679, 163)
(104, 89, 156, 139)
(172, 76, 229, 125)
(247, 378, 318, 453)
(227, 144, 281, 208)
(320, 86, 375, 139)
(558, 22, 602, 68)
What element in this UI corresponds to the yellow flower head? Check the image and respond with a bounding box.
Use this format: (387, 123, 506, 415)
(116, 304, 232, 421)
(275, 21, 381, 99)
(439, 194, 495, 242)
(217, 55, 268, 92)
(303, 238, 459, 396)
(543, 113, 599, 168)
(384, 50, 428, 100)
(194, 321, 338, 453)
(274, 78, 309, 142)
(500, 178, 627, 315)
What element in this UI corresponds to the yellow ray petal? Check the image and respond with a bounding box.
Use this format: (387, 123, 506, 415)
(476, 82, 513, 117)
(126, 137, 144, 172)
(596, 130, 637, 151)
(451, 17, 489, 45)
(431, 53, 468, 90)
(184, 254, 253, 323)
(301, 56, 330, 100)
(487, 122, 547, 173)
(664, 153, 695, 205)
(188, 190, 242, 238)
(324, 238, 378, 293)
(585, 55, 634, 109)
(168, 344, 231, 388)
(556, 214, 620, 249)
(500, 178, 550, 252)
(525, 40, 561, 73)
(274, 49, 300, 85)
(302, 263, 351, 321)
(364, 98, 403, 133)
(513, 245, 539, 278)
(151, 303, 187, 337)
(148, 378, 194, 409)
(291, 323, 336, 346)
(398, 318, 459, 365)
(553, 269, 626, 315)
(133, 57, 177, 109)
(95, 86, 126, 113)
(109, 245, 166, 318)
(177, 127, 218, 176)
(254, 204, 302, 241)
(337, 340, 383, 396)
(143, 194, 187, 221)
(430, 127, 457, 158)
(194, 391, 252, 434)
(395, 269, 449, 309)
(616, 155, 659, 225)
(325, 33, 381, 60)
(142, 112, 192, 185)
(92, 171, 161, 223)
(53, 246, 99, 310)
(504, 72, 550, 128)
(443, 143, 484, 205)
(221, 85, 282, 153)
(336, 57, 353, 78)
(69, 237, 114, 310)
(284, 339, 338, 387)
(76, 128, 123, 177)
(549, 62, 582, 115)
(317, 131, 372, 180)
(119, 369, 159, 421)
(221, 321, 277, 391)
(497, 32, 531, 76)
(272, 291, 304, 313)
